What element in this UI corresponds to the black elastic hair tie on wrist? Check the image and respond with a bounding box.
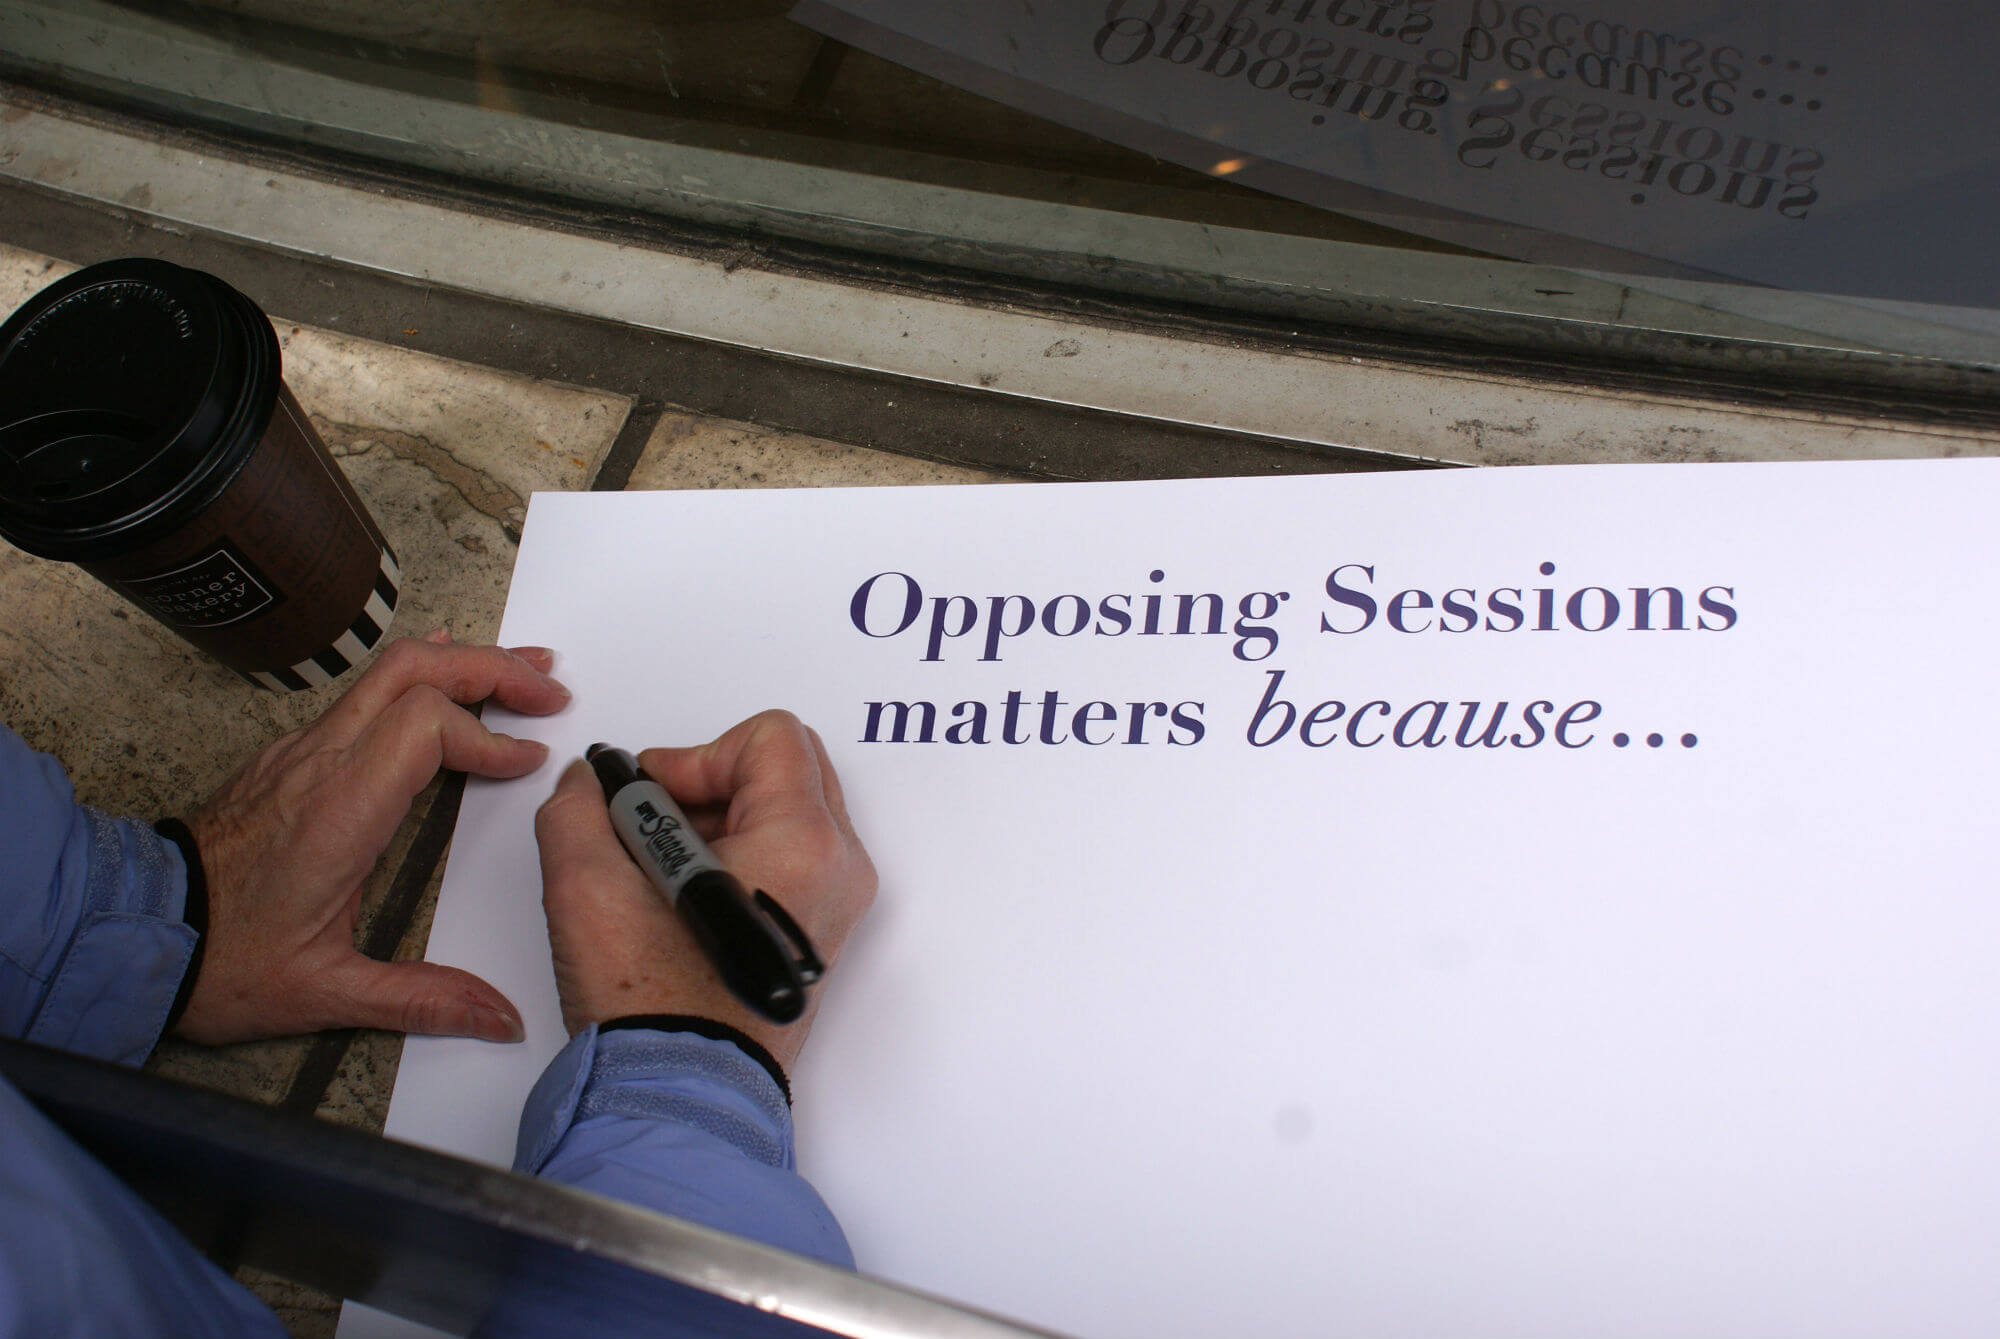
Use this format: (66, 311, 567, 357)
(600, 1014, 792, 1105)
(152, 817, 208, 1034)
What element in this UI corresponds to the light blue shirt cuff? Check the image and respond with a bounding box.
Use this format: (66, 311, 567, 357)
(23, 809, 195, 1066)
(513, 1025, 851, 1268)
(515, 1026, 796, 1175)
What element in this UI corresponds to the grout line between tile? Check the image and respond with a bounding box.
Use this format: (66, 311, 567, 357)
(788, 38, 848, 114)
(590, 398, 667, 493)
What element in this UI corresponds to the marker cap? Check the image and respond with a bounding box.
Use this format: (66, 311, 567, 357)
(586, 742, 643, 801)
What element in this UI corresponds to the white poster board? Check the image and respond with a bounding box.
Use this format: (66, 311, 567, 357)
(350, 461, 2000, 1339)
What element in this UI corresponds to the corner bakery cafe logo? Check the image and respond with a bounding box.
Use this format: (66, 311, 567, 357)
(119, 544, 278, 629)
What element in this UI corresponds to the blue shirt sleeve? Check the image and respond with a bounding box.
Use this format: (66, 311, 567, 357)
(3, 721, 851, 1335)
(0, 724, 196, 1064)
(514, 1026, 854, 1268)
(0, 1076, 286, 1339)
(0, 723, 281, 1337)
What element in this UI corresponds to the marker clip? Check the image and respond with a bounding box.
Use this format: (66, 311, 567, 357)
(754, 890, 824, 985)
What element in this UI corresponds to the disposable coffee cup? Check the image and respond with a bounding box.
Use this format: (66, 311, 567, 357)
(0, 258, 398, 690)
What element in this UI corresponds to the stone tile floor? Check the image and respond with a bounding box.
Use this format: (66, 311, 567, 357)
(0, 239, 1006, 1335)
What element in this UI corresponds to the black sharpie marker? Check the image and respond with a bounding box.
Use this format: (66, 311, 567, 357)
(587, 743, 823, 1024)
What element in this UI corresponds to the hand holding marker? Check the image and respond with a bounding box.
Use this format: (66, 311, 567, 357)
(587, 744, 824, 1023)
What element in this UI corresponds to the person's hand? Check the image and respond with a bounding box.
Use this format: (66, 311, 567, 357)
(533, 710, 876, 1074)
(175, 631, 570, 1045)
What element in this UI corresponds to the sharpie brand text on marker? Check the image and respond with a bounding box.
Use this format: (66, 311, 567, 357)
(587, 743, 824, 1024)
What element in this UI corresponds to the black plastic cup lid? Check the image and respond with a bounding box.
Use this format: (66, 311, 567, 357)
(0, 258, 280, 562)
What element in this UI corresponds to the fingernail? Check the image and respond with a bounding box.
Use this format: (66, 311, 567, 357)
(509, 645, 556, 672)
(472, 1002, 526, 1044)
(510, 737, 551, 760)
(425, 625, 453, 644)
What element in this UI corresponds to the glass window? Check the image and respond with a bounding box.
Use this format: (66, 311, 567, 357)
(3, 0, 1995, 399)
